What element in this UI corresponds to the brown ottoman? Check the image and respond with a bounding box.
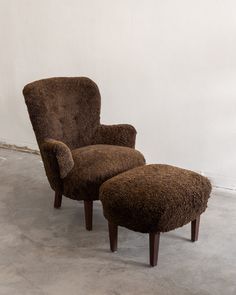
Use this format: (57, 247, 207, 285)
(99, 164, 212, 267)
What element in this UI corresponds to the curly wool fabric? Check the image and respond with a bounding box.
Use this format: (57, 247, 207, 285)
(23, 77, 145, 200)
(63, 145, 145, 200)
(100, 164, 212, 233)
(41, 139, 74, 180)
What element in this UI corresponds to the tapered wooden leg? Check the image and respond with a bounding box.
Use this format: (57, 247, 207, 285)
(54, 192, 62, 208)
(84, 200, 93, 231)
(149, 232, 160, 267)
(191, 216, 200, 242)
(108, 223, 118, 252)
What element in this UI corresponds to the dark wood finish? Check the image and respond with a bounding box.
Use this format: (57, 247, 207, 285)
(84, 200, 93, 231)
(108, 223, 118, 252)
(149, 232, 160, 267)
(54, 192, 62, 208)
(191, 216, 200, 242)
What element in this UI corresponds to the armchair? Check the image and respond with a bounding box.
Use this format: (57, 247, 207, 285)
(23, 77, 145, 230)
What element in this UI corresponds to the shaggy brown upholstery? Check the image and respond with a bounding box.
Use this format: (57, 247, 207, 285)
(23, 77, 145, 201)
(63, 145, 145, 200)
(100, 164, 212, 233)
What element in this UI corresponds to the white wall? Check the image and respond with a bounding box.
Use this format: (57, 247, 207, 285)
(0, 0, 236, 188)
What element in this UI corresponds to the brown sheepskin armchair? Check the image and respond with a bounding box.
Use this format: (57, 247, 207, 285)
(23, 77, 145, 230)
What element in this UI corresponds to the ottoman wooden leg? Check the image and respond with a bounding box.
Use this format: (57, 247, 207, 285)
(149, 232, 160, 267)
(191, 216, 200, 242)
(54, 192, 62, 208)
(108, 222, 118, 252)
(84, 200, 93, 231)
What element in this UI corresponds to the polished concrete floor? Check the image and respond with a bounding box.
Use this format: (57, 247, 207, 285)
(0, 148, 235, 295)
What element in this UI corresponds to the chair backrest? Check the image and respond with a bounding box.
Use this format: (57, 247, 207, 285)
(23, 77, 101, 149)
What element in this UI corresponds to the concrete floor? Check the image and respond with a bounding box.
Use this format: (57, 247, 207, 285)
(0, 148, 235, 295)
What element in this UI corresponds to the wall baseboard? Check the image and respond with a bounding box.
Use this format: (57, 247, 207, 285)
(201, 171, 236, 191)
(0, 137, 38, 150)
(1, 141, 235, 191)
(0, 141, 40, 155)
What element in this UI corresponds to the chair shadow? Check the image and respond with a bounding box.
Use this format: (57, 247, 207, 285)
(163, 232, 191, 242)
(96, 248, 150, 268)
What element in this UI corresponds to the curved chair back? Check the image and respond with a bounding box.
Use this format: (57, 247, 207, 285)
(23, 77, 101, 149)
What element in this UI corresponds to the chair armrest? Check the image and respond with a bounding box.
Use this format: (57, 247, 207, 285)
(41, 139, 74, 179)
(94, 124, 137, 148)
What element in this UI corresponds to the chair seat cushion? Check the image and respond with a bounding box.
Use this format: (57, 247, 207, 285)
(99, 164, 212, 233)
(62, 144, 145, 200)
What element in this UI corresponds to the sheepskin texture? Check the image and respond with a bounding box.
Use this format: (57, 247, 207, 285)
(100, 164, 212, 233)
(63, 145, 145, 200)
(23, 77, 145, 200)
(93, 124, 137, 147)
(41, 139, 74, 187)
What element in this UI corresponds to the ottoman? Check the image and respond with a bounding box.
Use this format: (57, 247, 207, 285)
(99, 164, 212, 267)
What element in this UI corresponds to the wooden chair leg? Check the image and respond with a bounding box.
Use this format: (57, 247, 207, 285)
(54, 192, 62, 208)
(108, 223, 118, 252)
(84, 200, 93, 231)
(149, 232, 160, 267)
(191, 216, 200, 242)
